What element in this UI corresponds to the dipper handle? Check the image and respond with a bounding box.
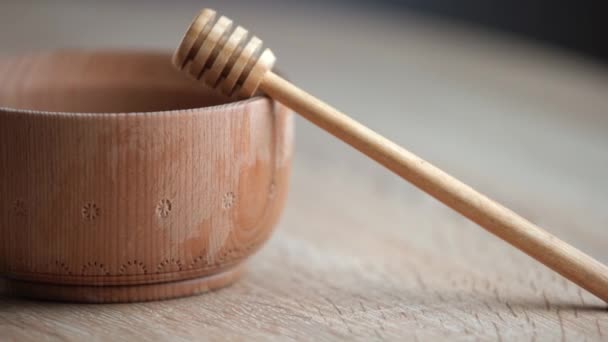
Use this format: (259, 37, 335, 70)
(174, 9, 608, 303)
(261, 71, 608, 303)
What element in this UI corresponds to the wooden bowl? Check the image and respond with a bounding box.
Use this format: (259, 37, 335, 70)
(0, 50, 293, 303)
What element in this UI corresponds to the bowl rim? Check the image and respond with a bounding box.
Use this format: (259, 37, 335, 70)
(0, 49, 271, 117)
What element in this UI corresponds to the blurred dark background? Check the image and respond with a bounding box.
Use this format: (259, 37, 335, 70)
(343, 0, 606, 63)
(2, 0, 605, 63)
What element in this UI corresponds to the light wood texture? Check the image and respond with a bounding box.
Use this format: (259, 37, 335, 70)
(173, 8, 608, 303)
(0, 51, 293, 302)
(1, 162, 607, 341)
(2, 1, 608, 340)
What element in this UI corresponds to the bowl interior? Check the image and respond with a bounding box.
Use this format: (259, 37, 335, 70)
(0, 50, 231, 113)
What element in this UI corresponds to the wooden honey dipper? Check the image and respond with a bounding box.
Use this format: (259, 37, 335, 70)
(173, 8, 608, 303)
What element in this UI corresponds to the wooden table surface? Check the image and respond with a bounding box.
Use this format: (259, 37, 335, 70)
(2, 1, 608, 340)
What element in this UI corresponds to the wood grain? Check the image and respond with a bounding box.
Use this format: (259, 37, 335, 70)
(1, 1, 608, 340)
(1, 160, 607, 340)
(0, 51, 293, 302)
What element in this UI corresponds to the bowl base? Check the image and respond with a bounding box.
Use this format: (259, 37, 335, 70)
(1, 265, 244, 303)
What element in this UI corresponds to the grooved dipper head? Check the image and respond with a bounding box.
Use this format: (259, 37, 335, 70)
(172, 9, 276, 98)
